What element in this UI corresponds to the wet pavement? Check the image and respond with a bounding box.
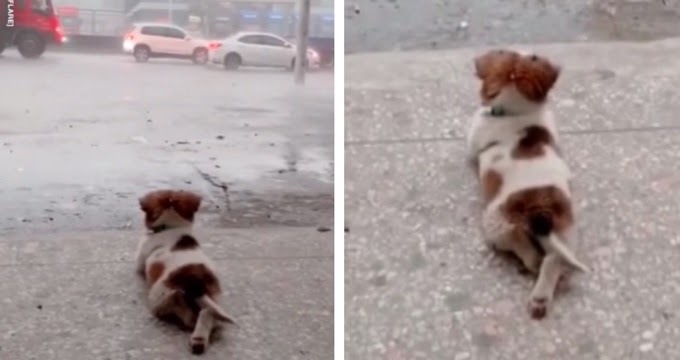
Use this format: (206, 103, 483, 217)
(0, 227, 333, 359)
(346, 0, 680, 53)
(0, 51, 333, 359)
(345, 38, 680, 358)
(0, 51, 334, 234)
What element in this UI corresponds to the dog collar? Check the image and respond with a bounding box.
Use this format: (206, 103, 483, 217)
(151, 224, 168, 233)
(489, 106, 506, 117)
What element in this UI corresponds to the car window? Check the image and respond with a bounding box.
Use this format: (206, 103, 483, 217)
(165, 28, 187, 39)
(260, 36, 286, 47)
(141, 26, 165, 37)
(32, 0, 49, 11)
(238, 35, 262, 45)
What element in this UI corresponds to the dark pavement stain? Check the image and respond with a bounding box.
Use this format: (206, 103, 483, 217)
(214, 105, 273, 114)
(409, 251, 427, 271)
(578, 339, 599, 355)
(445, 292, 471, 312)
(472, 331, 500, 350)
(595, 68, 617, 80)
(369, 274, 388, 287)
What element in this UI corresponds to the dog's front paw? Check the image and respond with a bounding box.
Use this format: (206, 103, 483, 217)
(527, 296, 549, 319)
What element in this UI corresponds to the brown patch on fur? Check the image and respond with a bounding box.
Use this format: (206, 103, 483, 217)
(172, 234, 200, 251)
(171, 191, 202, 221)
(512, 125, 554, 159)
(165, 264, 221, 299)
(139, 189, 203, 228)
(481, 170, 503, 203)
(474, 49, 560, 104)
(501, 185, 573, 235)
(147, 261, 165, 286)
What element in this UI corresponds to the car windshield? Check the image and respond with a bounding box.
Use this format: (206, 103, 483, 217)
(33, 0, 54, 13)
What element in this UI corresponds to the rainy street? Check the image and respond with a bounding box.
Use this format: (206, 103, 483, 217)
(0, 51, 333, 233)
(0, 51, 333, 359)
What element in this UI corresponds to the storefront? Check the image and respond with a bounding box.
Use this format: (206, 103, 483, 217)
(265, 12, 293, 37)
(231, 2, 294, 37)
(310, 11, 333, 38)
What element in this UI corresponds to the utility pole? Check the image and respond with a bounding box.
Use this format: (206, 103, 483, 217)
(202, 0, 210, 37)
(294, 0, 311, 85)
(168, 0, 173, 23)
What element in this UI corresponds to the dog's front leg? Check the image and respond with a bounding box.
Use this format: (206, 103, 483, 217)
(528, 252, 564, 319)
(134, 239, 147, 276)
(466, 111, 487, 155)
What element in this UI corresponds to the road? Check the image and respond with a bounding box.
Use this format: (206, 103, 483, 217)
(346, 0, 680, 53)
(0, 51, 334, 234)
(345, 38, 680, 359)
(0, 51, 333, 359)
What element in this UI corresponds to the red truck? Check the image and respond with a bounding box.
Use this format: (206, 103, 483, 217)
(0, 0, 65, 58)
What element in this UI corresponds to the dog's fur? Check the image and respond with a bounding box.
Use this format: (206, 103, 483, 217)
(466, 49, 589, 319)
(136, 189, 234, 354)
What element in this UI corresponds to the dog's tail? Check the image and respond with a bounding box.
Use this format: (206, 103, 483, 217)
(198, 295, 236, 324)
(167, 264, 236, 324)
(527, 212, 590, 273)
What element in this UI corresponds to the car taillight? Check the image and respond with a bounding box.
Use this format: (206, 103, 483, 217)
(209, 43, 222, 50)
(125, 33, 134, 41)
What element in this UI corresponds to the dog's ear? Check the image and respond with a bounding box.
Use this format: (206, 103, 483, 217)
(139, 190, 173, 213)
(474, 50, 521, 103)
(514, 54, 560, 102)
(474, 49, 511, 79)
(171, 191, 202, 221)
(139, 194, 153, 213)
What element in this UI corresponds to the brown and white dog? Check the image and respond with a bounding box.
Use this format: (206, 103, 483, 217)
(466, 49, 589, 319)
(136, 189, 234, 354)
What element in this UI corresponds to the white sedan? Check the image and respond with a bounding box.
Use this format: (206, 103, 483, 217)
(209, 31, 320, 70)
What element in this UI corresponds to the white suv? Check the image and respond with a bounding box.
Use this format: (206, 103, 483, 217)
(123, 23, 210, 64)
(210, 31, 320, 70)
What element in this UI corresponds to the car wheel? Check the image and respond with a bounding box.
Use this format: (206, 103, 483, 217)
(134, 45, 150, 63)
(224, 53, 241, 70)
(16, 32, 45, 59)
(192, 48, 208, 64)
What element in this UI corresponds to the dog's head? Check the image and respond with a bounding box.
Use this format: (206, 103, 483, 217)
(474, 49, 560, 110)
(139, 189, 202, 230)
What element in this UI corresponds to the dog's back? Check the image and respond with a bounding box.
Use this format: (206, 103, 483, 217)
(137, 190, 233, 354)
(469, 49, 588, 319)
(480, 121, 571, 210)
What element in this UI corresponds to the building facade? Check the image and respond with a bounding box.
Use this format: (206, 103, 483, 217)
(54, 0, 333, 39)
(54, 0, 127, 36)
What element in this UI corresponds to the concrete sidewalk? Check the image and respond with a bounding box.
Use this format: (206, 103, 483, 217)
(345, 39, 680, 359)
(0, 226, 333, 359)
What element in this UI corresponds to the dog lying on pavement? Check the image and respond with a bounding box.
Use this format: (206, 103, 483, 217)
(466, 49, 590, 319)
(136, 189, 234, 354)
